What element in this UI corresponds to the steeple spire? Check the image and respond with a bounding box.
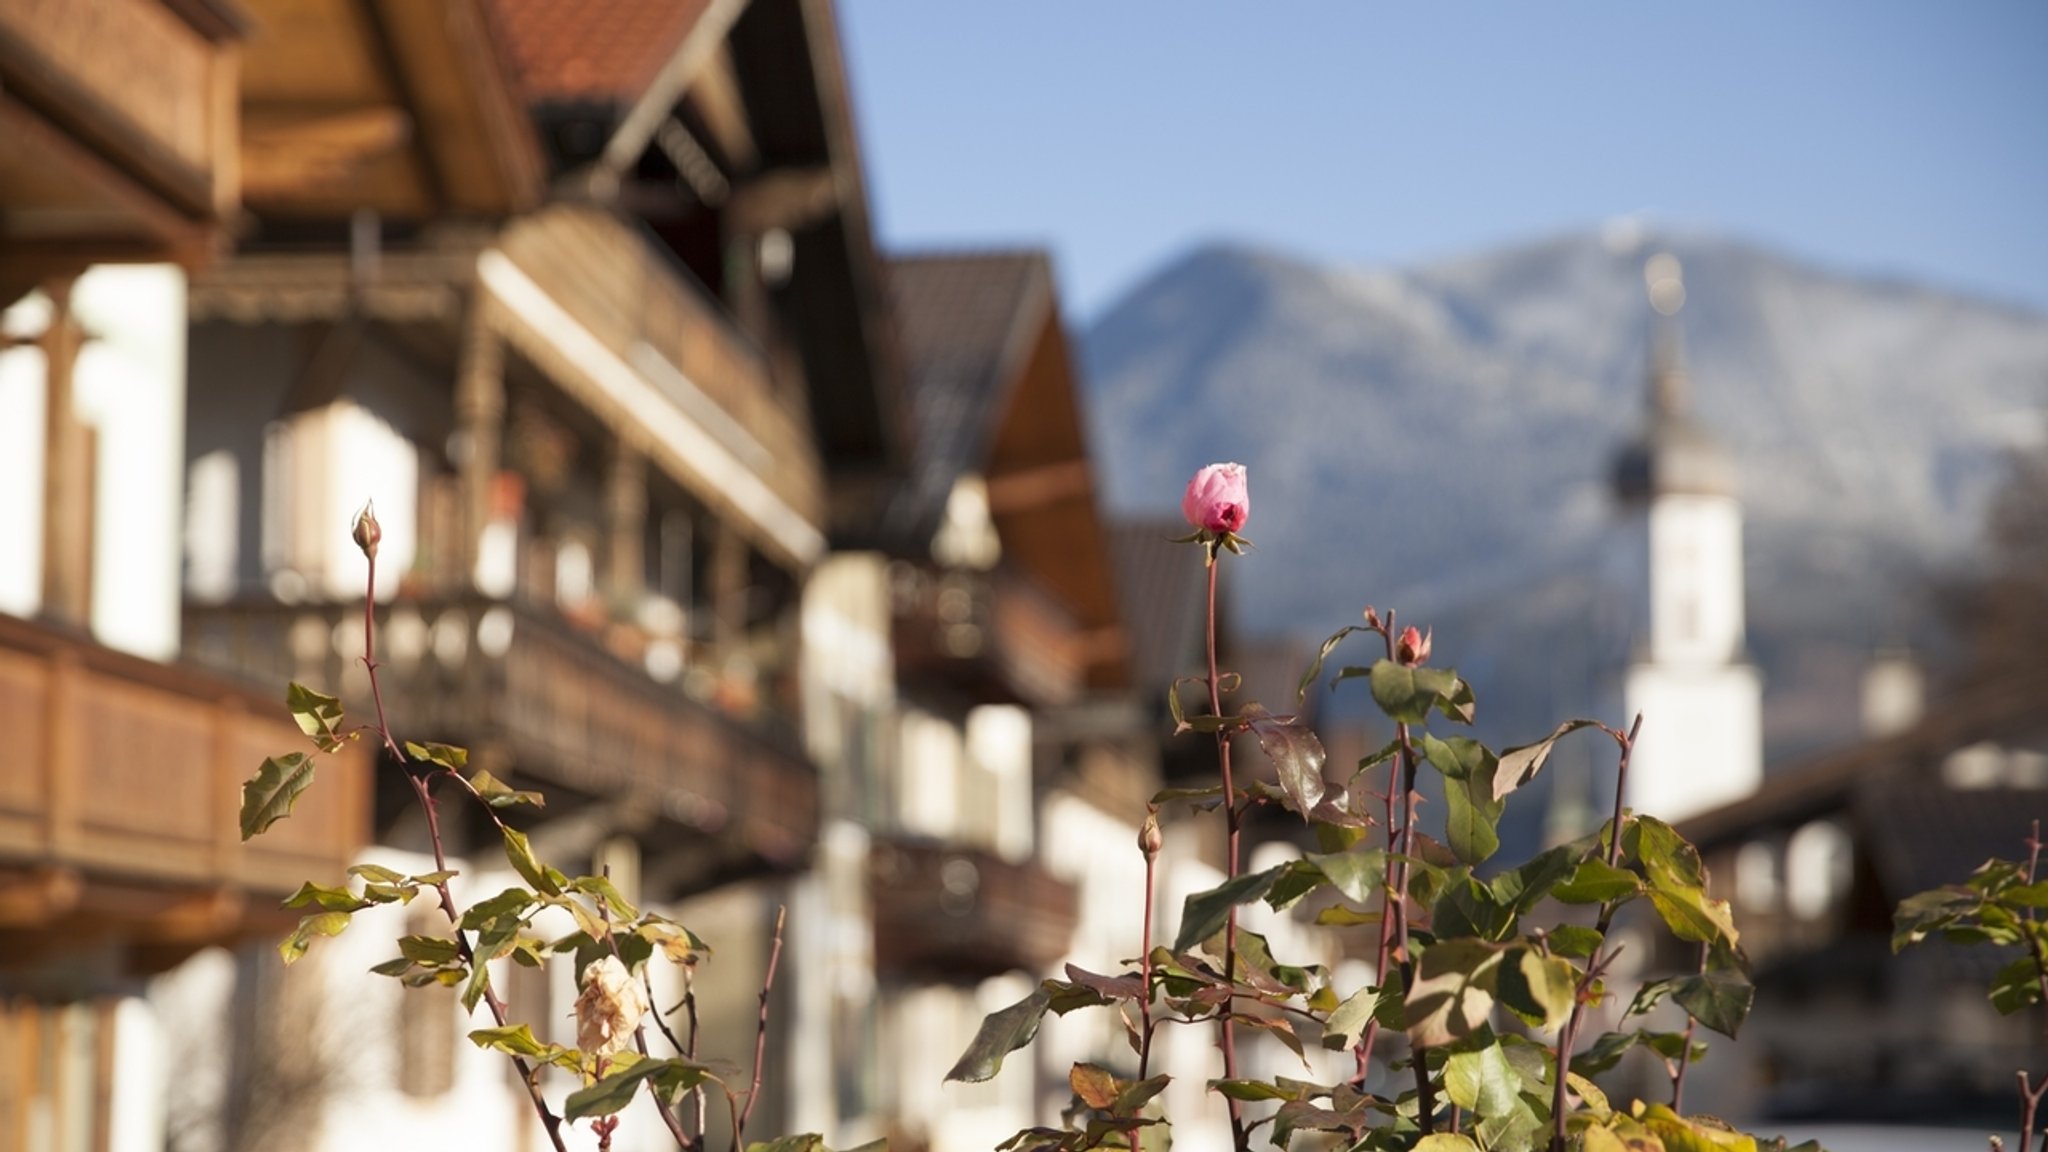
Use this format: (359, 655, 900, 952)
(1645, 252, 1689, 420)
(1613, 251, 1733, 503)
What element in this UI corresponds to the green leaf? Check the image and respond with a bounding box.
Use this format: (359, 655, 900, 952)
(1423, 736, 1505, 866)
(1991, 954, 2046, 1015)
(1298, 849, 1387, 906)
(501, 826, 560, 895)
(1494, 719, 1601, 803)
(279, 910, 351, 964)
(461, 887, 538, 930)
(1675, 965, 1754, 1039)
(1174, 864, 1290, 953)
(1367, 660, 1464, 724)
(286, 682, 347, 751)
(564, 1057, 716, 1120)
(1405, 939, 1504, 1048)
(1297, 624, 1374, 700)
(1414, 1136, 1482, 1152)
(1495, 947, 1578, 1032)
(1489, 828, 1601, 918)
(1443, 1041, 1520, 1118)
(348, 863, 408, 884)
(1434, 874, 1515, 942)
(1209, 1078, 1303, 1101)
(1553, 858, 1641, 905)
(568, 875, 641, 921)
(404, 741, 469, 771)
(1892, 886, 1980, 951)
(398, 935, 463, 965)
(471, 768, 545, 809)
(1246, 706, 1328, 818)
(1320, 987, 1380, 1050)
(1647, 883, 1740, 948)
(469, 1024, 554, 1059)
(240, 753, 316, 841)
(946, 987, 1054, 1082)
(1547, 925, 1604, 958)
(747, 1136, 826, 1152)
(282, 881, 371, 913)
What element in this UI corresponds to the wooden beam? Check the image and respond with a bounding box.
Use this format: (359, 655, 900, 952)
(0, 867, 82, 927)
(985, 458, 1091, 514)
(724, 165, 837, 236)
(238, 107, 413, 202)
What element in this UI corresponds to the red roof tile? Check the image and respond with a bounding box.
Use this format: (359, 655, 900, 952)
(485, 0, 711, 105)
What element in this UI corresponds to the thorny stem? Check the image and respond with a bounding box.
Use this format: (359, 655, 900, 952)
(1139, 846, 1158, 1080)
(1352, 610, 1405, 1084)
(1377, 612, 1438, 1134)
(1548, 713, 1644, 1152)
(1204, 551, 1250, 1152)
(1671, 942, 1707, 1112)
(362, 549, 569, 1152)
(2019, 822, 2048, 1152)
(735, 905, 787, 1150)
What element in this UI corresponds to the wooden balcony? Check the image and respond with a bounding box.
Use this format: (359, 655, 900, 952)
(891, 565, 1085, 708)
(0, 613, 370, 975)
(869, 835, 1078, 980)
(0, 0, 242, 301)
(495, 206, 826, 546)
(183, 596, 819, 887)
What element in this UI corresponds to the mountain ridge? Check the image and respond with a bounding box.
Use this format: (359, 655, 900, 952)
(1080, 225, 2048, 765)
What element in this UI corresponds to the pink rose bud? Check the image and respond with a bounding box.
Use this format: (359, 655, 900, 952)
(1396, 625, 1432, 667)
(1138, 807, 1163, 861)
(1182, 463, 1249, 534)
(351, 502, 382, 561)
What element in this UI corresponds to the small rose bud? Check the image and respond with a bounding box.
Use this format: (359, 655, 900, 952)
(1362, 606, 1381, 631)
(1181, 463, 1249, 535)
(1396, 625, 1432, 667)
(351, 502, 382, 561)
(1138, 807, 1163, 861)
(574, 954, 650, 1056)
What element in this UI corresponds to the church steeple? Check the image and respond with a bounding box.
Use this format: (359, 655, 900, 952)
(1614, 252, 1763, 822)
(1613, 255, 1735, 505)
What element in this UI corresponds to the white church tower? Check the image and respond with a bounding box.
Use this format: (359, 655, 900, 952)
(1614, 254, 1762, 822)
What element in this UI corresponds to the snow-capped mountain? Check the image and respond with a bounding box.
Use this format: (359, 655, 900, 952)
(1082, 227, 2048, 768)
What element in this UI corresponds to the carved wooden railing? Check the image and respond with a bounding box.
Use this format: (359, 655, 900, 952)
(891, 565, 1085, 708)
(183, 595, 819, 874)
(0, 613, 370, 928)
(869, 834, 1079, 979)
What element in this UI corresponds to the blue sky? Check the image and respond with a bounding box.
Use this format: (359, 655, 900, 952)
(838, 2, 2048, 322)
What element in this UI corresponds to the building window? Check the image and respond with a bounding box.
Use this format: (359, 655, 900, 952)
(1785, 820, 1853, 921)
(1734, 840, 1779, 912)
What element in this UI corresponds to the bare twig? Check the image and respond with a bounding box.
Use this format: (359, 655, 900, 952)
(735, 905, 787, 1150)
(1549, 713, 1643, 1152)
(355, 513, 568, 1152)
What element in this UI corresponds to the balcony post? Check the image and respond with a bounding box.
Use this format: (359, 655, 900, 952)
(39, 280, 91, 627)
(606, 440, 647, 611)
(712, 517, 747, 652)
(455, 296, 504, 590)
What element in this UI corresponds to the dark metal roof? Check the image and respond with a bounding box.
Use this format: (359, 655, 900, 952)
(879, 251, 1052, 547)
(1108, 519, 1212, 697)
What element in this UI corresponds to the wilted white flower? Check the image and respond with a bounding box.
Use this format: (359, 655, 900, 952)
(574, 954, 649, 1055)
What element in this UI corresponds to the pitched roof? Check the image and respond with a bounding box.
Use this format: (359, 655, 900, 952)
(882, 252, 1053, 545)
(1109, 519, 1211, 696)
(485, 0, 712, 105)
